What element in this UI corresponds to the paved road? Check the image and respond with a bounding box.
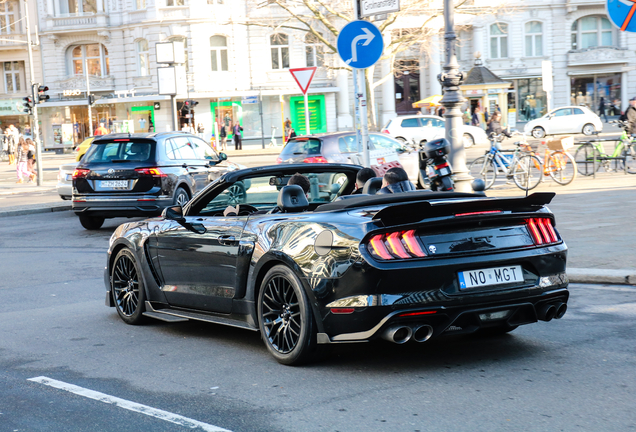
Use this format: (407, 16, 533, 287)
(1, 210, 635, 431)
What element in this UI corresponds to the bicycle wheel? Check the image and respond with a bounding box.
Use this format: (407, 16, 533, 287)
(574, 144, 600, 176)
(513, 155, 542, 191)
(469, 156, 496, 190)
(547, 151, 577, 185)
(625, 148, 636, 174)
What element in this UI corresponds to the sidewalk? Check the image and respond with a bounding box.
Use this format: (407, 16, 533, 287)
(0, 145, 634, 285)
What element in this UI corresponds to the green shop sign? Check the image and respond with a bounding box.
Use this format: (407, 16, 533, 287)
(0, 98, 27, 116)
(290, 94, 326, 135)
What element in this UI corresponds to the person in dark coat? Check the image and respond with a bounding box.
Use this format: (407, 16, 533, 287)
(598, 97, 608, 122)
(485, 112, 511, 150)
(232, 122, 243, 150)
(377, 167, 416, 194)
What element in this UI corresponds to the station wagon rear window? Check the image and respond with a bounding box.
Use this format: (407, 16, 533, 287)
(83, 141, 154, 163)
(279, 138, 322, 157)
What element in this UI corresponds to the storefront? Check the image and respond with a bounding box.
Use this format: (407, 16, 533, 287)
(513, 78, 548, 122)
(570, 73, 621, 113)
(0, 98, 31, 135)
(460, 60, 512, 127)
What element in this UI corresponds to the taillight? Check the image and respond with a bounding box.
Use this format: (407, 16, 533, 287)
(434, 162, 450, 170)
(381, 129, 390, 134)
(303, 156, 328, 163)
(276, 157, 282, 164)
(367, 230, 427, 261)
(526, 218, 559, 245)
(135, 167, 167, 177)
(72, 168, 90, 179)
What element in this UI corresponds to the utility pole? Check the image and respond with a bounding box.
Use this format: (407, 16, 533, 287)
(23, 0, 43, 185)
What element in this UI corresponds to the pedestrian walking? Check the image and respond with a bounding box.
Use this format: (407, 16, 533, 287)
(26, 137, 37, 182)
(598, 97, 608, 122)
(15, 137, 29, 183)
(284, 118, 292, 143)
(94, 123, 108, 136)
(471, 107, 481, 127)
(625, 97, 636, 135)
(6, 126, 16, 165)
(219, 123, 228, 151)
(233, 122, 243, 150)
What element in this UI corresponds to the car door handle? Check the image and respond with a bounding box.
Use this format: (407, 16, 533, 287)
(218, 235, 236, 245)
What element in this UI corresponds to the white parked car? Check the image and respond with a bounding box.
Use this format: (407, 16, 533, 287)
(524, 106, 603, 138)
(382, 115, 489, 148)
(56, 161, 78, 200)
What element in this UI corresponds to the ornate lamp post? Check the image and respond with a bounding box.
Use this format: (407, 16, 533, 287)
(438, 0, 473, 192)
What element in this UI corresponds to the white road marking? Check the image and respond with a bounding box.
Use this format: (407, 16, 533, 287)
(28, 376, 231, 432)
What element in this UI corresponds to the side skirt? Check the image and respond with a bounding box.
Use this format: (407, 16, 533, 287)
(143, 301, 259, 331)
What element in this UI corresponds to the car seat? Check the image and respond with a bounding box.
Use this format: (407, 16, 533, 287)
(277, 185, 309, 212)
(362, 177, 383, 195)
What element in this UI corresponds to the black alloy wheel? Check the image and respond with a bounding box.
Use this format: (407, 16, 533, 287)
(111, 248, 146, 325)
(174, 187, 190, 207)
(258, 265, 319, 365)
(79, 214, 105, 230)
(226, 182, 246, 206)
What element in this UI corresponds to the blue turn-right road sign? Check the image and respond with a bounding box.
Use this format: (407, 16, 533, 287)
(337, 20, 384, 69)
(607, 0, 636, 32)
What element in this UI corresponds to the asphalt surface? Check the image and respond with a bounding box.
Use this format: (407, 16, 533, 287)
(0, 134, 634, 286)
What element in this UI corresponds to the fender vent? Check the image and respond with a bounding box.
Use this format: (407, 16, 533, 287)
(144, 242, 163, 287)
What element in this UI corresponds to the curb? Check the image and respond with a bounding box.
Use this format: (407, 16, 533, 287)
(0, 204, 72, 218)
(568, 268, 636, 286)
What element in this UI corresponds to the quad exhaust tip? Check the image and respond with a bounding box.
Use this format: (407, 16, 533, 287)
(412, 325, 434, 343)
(539, 302, 567, 322)
(555, 303, 567, 319)
(381, 326, 412, 344)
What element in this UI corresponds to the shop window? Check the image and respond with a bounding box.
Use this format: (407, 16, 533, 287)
(489, 23, 508, 59)
(571, 16, 614, 50)
(270, 33, 289, 70)
(524, 21, 543, 57)
(3, 61, 23, 93)
(305, 33, 324, 67)
(166, 0, 184, 6)
(59, 0, 98, 15)
(210, 35, 228, 72)
(136, 39, 149, 76)
(69, 44, 109, 77)
(0, 2, 18, 34)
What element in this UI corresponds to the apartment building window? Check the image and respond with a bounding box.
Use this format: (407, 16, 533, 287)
(70, 44, 109, 76)
(0, 2, 18, 34)
(207, 0, 223, 3)
(489, 23, 508, 59)
(60, 0, 98, 14)
(305, 33, 323, 67)
(137, 39, 149, 76)
(525, 21, 543, 57)
(168, 36, 188, 71)
(571, 16, 613, 50)
(270, 33, 289, 70)
(210, 36, 228, 71)
(136, 0, 146, 9)
(166, 0, 184, 6)
(4, 61, 23, 93)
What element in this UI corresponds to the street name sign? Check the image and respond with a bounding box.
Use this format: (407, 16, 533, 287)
(289, 67, 317, 95)
(359, 0, 400, 18)
(607, 0, 636, 32)
(337, 20, 383, 69)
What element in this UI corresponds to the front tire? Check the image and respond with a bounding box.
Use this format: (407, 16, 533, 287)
(463, 133, 475, 148)
(258, 265, 319, 365)
(226, 182, 246, 205)
(79, 214, 104, 230)
(574, 143, 600, 176)
(531, 126, 546, 139)
(469, 156, 497, 190)
(513, 155, 543, 190)
(111, 248, 146, 325)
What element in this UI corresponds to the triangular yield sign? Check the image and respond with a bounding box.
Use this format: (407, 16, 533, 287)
(289, 67, 317, 95)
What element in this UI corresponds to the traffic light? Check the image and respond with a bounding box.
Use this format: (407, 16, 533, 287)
(88, 94, 95, 106)
(35, 84, 49, 103)
(22, 96, 33, 115)
(183, 99, 199, 111)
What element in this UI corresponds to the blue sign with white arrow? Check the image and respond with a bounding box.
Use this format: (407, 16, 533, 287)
(607, 0, 636, 32)
(337, 20, 384, 69)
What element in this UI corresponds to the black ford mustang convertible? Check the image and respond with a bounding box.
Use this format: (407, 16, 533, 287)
(105, 163, 569, 365)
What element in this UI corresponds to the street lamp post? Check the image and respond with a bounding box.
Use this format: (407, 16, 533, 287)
(438, 0, 473, 192)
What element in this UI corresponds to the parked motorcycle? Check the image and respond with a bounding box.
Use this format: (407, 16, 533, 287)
(419, 138, 454, 191)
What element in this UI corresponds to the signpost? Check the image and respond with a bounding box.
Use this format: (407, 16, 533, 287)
(289, 67, 317, 135)
(607, 0, 636, 32)
(337, 19, 383, 167)
(358, 0, 400, 18)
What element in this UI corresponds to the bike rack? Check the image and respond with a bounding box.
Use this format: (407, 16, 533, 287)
(576, 137, 628, 178)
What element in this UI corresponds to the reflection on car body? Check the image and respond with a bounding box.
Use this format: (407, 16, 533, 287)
(105, 163, 569, 365)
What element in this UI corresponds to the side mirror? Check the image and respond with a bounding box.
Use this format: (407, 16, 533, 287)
(219, 152, 228, 161)
(162, 205, 185, 223)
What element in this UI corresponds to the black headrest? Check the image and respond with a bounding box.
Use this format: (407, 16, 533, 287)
(277, 185, 309, 212)
(362, 177, 383, 195)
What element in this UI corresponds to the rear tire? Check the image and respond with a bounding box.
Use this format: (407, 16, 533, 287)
(469, 156, 496, 190)
(513, 155, 543, 190)
(547, 151, 577, 185)
(79, 214, 105, 230)
(463, 133, 475, 148)
(173, 187, 189, 207)
(582, 123, 595, 136)
(626, 148, 636, 174)
(257, 265, 322, 365)
(574, 143, 600, 176)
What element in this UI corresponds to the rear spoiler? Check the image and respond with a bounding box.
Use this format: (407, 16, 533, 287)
(372, 192, 556, 225)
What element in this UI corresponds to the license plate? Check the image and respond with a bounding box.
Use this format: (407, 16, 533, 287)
(458, 265, 524, 290)
(101, 180, 128, 188)
(65, 174, 73, 181)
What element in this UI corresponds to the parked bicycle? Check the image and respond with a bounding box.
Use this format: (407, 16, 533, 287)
(574, 120, 636, 175)
(523, 136, 577, 186)
(469, 133, 543, 191)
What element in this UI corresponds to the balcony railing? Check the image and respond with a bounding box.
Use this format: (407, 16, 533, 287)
(568, 47, 628, 66)
(52, 75, 115, 92)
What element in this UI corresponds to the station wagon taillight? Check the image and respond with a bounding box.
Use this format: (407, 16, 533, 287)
(72, 168, 90, 179)
(303, 156, 328, 163)
(135, 167, 167, 177)
(367, 230, 427, 261)
(526, 218, 559, 245)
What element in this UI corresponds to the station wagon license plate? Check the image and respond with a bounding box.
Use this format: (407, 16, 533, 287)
(101, 180, 128, 188)
(458, 265, 523, 290)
